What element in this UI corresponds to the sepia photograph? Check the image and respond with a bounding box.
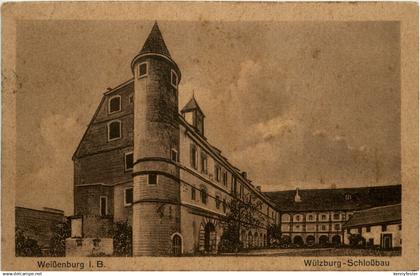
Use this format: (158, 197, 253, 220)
(1, 1, 418, 271)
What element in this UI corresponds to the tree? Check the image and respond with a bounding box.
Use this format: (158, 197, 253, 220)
(15, 227, 42, 257)
(113, 220, 132, 256)
(49, 219, 71, 256)
(267, 223, 281, 246)
(218, 195, 264, 252)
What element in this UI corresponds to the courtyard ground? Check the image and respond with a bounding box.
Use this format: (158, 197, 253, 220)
(221, 247, 402, 257)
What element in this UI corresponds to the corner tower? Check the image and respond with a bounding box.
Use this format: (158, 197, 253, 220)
(131, 22, 182, 256)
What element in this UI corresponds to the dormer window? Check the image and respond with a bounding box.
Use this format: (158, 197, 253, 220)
(108, 120, 121, 141)
(109, 95, 121, 114)
(171, 70, 178, 88)
(138, 62, 148, 79)
(345, 193, 352, 201)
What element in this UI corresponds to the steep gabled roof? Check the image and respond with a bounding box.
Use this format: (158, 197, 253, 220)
(139, 22, 171, 58)
(264, 184, 401, 212)
(343, 204, 401, 228)
(181, 96, 205, 116)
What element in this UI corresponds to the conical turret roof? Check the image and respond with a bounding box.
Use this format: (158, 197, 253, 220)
(139, 22, 172, 58)
(181, 95, 204, 116)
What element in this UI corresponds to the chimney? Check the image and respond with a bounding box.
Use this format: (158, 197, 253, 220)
(294, 188, 302, 203)
(241, 172, 247, 179)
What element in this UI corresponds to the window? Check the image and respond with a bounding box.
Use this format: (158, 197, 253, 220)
(108, 120, 121, 141)
(333, 214, 339, 220)
(125, 152, 133, 171)
(223, 199, 226, 212)
(200, 152, 208, 174)
(200, 188, 207, 204)
(308, 215, 313, 221)
(295, 215, 301, 222)
(100, 196, 108, 216)
(138, 62, 148, 78)
(129, 94, 134, 104)
(231, 176, 236, 193)
(109, 95, 121, 114)
(148, 173, 158, 185)
(215, 165, 221, 182)
(321, 225, 327, 231)
(334, 224, 340, 231)
(171, 70, 178, 88)
(171, 149, 178, 162)
(321, 215, 327, 221)
(124, 188, 133, 206)
(190, 144, 198, 169)
(216, 195, 221, 209)
(381, 225, 387, 232)
(223, 171, 228, 186)
(366, 226, 371, 232)
(345, 193, 352, 201)
(191, 187, 196, 200)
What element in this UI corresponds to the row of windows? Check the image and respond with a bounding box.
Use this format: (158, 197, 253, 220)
(136, 62, 178, 88)
(283, 213, 349, 222)
(345, 224, 402, 235)
(108, 94, 133, 114)
(190, 142, 276, 221)
(291, 224, 341, 231)
(190, 185, 227, 213)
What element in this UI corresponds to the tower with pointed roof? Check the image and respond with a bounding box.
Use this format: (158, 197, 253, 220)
(131, 22, 182, 256)
(181, 95, 205, 136)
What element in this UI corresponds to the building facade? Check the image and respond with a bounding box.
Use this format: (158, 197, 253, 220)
(343, 204, 401, 249)
(70, 22, 279, 256)
(265, 185, 401, 247)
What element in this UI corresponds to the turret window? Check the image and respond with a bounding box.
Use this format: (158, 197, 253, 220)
(138, 62, 148, 78)
(171, 70, 178, 88)
(108, 120, 121, 141)
(108, 95, 121, 114)
(148, 173, 158, 185)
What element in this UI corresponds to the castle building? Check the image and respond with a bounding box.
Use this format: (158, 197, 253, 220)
(265, 185, 401, 247)
(343, 204, 401, 249)
(69, 22, 279, 256)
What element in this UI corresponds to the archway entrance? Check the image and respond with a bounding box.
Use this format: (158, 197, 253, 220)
(248, 231, 253, 248)
(254, 232, 259, 248)
(306, 235, 315, 247)
(332, 235, 341, 247)
(204, 223, 216, 253)
(293, 236, 304, 247)
(172, 234, 182, 256)
(319, 235, 329, 247)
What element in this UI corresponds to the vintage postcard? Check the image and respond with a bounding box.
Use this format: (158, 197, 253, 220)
(1, 1, 418, 271)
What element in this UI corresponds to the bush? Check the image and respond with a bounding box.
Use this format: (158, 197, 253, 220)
(49, 219, 71, 257)
(113, 220, 132, 256)
(15, 228, 42, 257)
(348, 234, 366, 248)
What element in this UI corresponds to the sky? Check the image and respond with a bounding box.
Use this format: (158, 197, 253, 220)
(15, 20, 400, 214)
